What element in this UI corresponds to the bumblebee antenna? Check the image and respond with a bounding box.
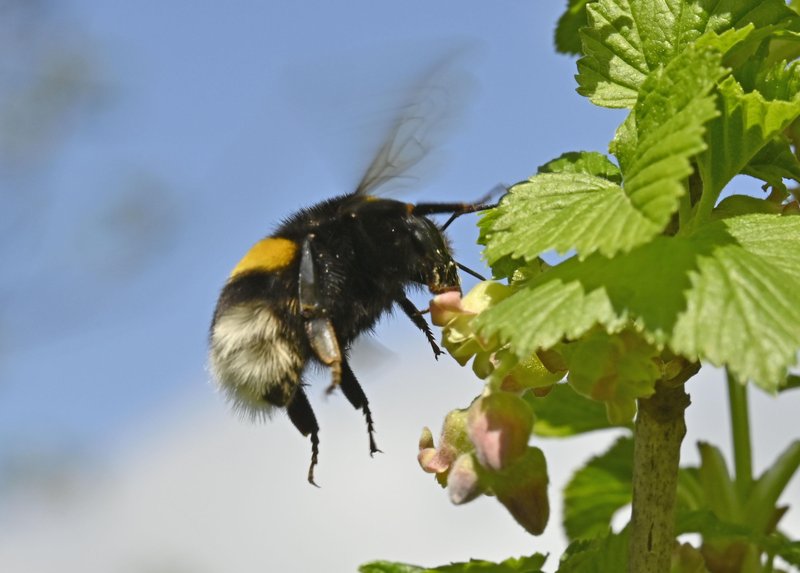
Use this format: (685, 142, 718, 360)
(457, 262, 486, 281)
(439, 183, 506, 231)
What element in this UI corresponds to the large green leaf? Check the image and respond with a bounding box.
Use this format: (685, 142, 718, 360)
(483, 48, 723, 263)
(476, 214, 800, 391)
(563, 437, 634, 541)
(576, 0, 798, 107)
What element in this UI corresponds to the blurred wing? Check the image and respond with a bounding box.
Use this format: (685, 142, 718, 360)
(354, 61, 474, 197)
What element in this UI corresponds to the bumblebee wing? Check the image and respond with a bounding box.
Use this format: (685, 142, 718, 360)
(354, 60, 474, 197)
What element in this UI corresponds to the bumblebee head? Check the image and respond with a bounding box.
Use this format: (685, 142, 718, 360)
(408, 216, 461, 294)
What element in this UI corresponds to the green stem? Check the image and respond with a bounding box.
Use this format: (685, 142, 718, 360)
(726, 369, 752, 497)
(628, 362, 697, 573)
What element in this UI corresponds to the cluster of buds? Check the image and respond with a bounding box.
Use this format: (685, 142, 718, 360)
(429, 281, 564, 393)
(417, 282, 560, 535)
(417, 392, 549, 535)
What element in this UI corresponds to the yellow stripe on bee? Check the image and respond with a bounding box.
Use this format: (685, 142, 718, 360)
(230, 237, 298, 277)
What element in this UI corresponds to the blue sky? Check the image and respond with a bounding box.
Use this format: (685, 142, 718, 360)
(0, 2, 797, 572)
(2, 0, 623, 457)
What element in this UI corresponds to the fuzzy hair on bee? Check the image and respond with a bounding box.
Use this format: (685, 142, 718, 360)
(209, 62, 497, 485)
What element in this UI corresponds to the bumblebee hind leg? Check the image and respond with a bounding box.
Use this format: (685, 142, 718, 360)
(298, 236, 344, 395)
(340, 358, 381, 456)
(286, 386, 321, 486)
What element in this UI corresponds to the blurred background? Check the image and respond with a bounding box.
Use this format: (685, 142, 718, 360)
(0, 1, 797, 572)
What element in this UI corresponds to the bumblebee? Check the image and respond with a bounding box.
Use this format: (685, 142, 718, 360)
(209, 75, 494, 484)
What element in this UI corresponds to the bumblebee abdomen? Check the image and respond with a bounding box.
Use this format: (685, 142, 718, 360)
(210, 263, 307, 418)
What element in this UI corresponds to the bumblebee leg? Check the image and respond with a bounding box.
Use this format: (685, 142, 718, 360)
(298, 236, 343, 394)
(340, 358, 381, 455)
(286, 386, 321, 486)
(306, 317, 343, 394)
(397, 296, 443, 359)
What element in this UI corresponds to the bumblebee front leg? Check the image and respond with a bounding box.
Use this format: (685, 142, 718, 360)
(397, 296, 443, 359)
(286, 385, 321, 486)
(299, 236, 343, 394)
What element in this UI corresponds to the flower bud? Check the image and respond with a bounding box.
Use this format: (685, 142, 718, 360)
(417, 409, 473, 483)
(447, 454, 484, 505)
(491, 447, 550, 535)
(467, 392, 534, 472)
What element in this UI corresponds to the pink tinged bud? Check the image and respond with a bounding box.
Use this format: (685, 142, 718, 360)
(468, 393, 534, 472)
(429, 290, 468, 326)
(417, 409, 473, 478)
(492, 447, 550, 535)
(447, 454, 484, 505)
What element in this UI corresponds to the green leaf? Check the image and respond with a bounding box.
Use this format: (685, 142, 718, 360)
(564, 330, 660, 424)
(481, 173, 662, 261)
(526, 382, 631, 437)
(671, 543, 712, 573)
(744, 440, 800, 533)
(576, 0, 799, 108)
(563, 437, 633, 541)
(361, 555, 548, 573)
(476, 214, 800, 391)
(557, 531, 628, 573)
(555, 0, 591, 56)
(711, 195, 782, 220)
(782, 373, 800, 392)
(695, 75, 800, 217)
(676, 510, 800, 567)
(742, 136, 800, 193)
(671, 215, 800, 389)
(696, 442, 741, 523)
(538, 151, 622, 182)
(576, 0, 700, 107)
(621, 46, 724, 228)
(484, 48, 723, 263)
(360, 563, 424, 573)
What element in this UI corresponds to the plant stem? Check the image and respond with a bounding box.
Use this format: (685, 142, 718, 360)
(629, 363, 697, 573)
(726, 369, 752, 497)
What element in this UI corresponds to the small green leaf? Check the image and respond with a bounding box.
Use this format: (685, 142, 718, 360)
(564, 330, 660, 424)
(782, 373, 800, 392)
(742, 135, 800, 193)
(697, 442, 741, 523)
(538, 151, 622, 182)
(696, 75, 800, 215)
(555, 0, 591, 56)
(427, 553, 547, 573)
(676, 510, 800, 566)
(744, 440, 800, 533)
(361, 554, 549, 573)
(711, 195, 782, 219)
(563, 437, 633, 541)
(360, 563, 424, 573)
(526, 383, 630, 437)
(557, 530, 628, 573)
